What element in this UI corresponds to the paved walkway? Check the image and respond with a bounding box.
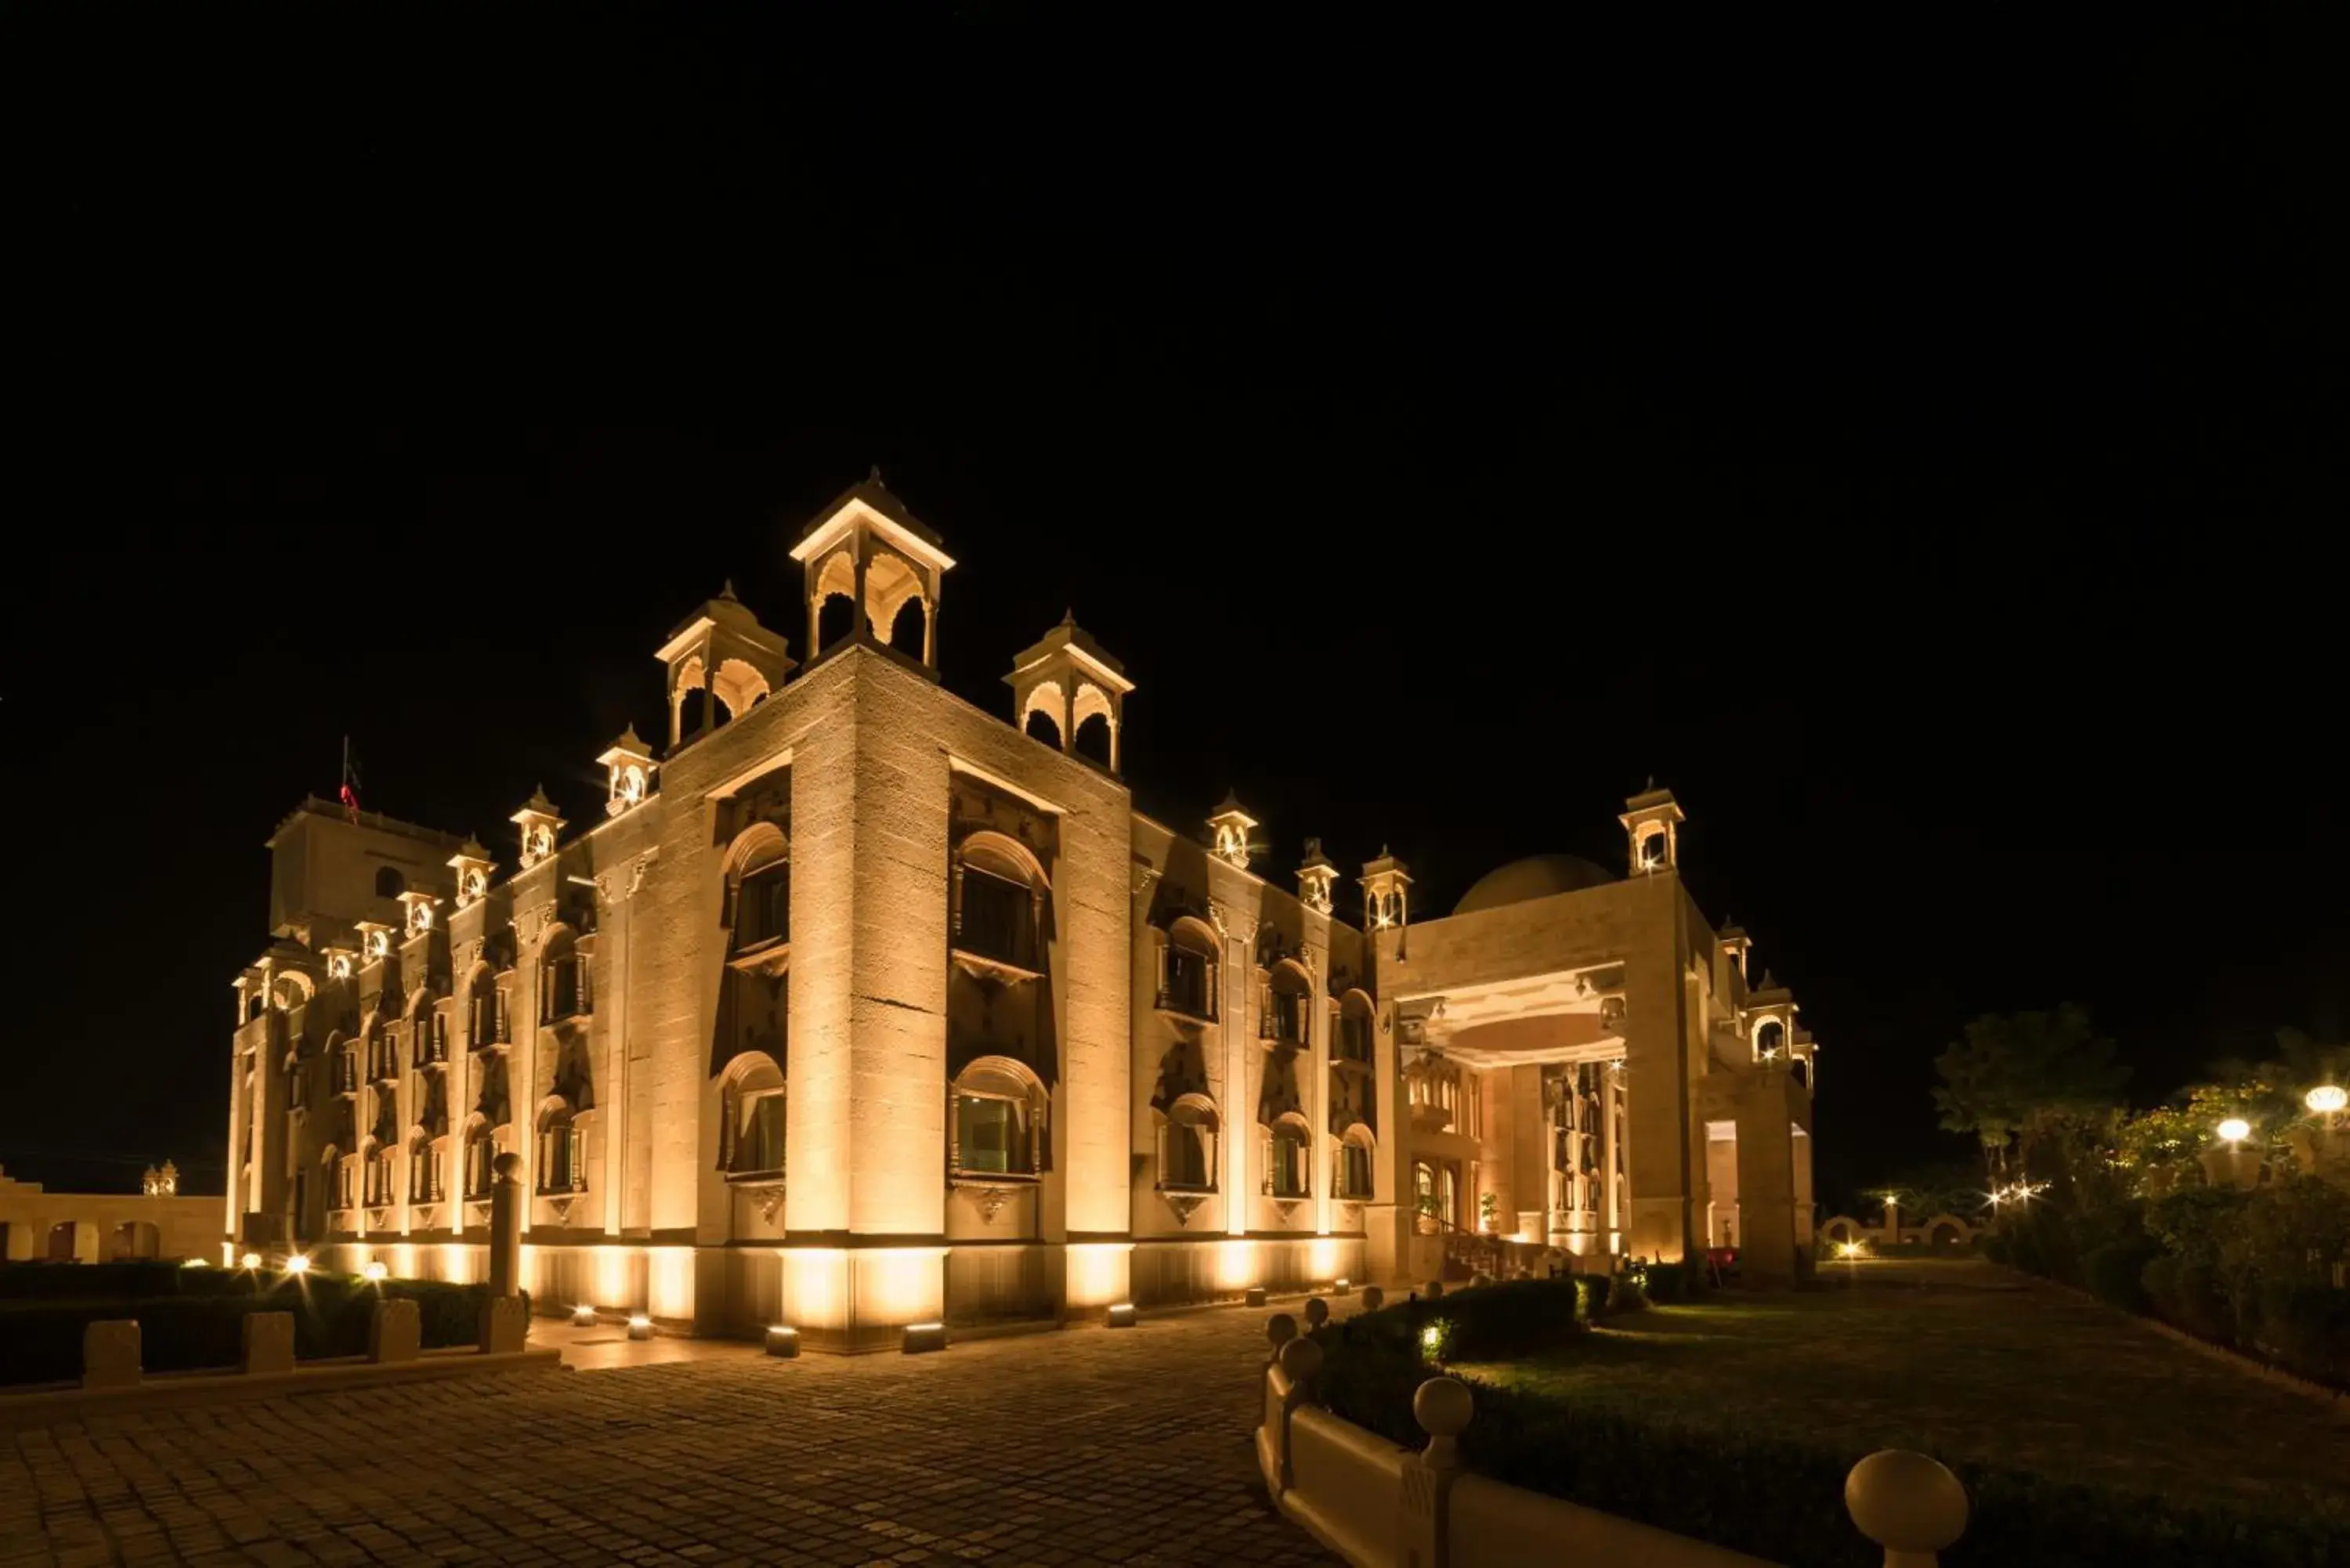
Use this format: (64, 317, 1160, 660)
(2, 1304, 1338, 1568)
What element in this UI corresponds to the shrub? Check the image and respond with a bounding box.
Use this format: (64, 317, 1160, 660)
(2081, 1240, 2161, 1313)
(1391, 1277, 1585, 1362)
(2252, 1282, 2350, 1389)
(1640, 1258, 1704, 1303)
(1575, 1274, 1613, 1318)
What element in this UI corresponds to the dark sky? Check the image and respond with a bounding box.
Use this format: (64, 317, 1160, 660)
(6, 12, 2342, 1211)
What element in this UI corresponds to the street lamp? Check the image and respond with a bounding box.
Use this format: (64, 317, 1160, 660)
(2307, 1085, 2347, 1117)
(2216, 1118, 2251, 1145)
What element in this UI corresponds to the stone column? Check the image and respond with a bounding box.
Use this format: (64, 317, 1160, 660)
(489, 1151, 524, 1299)
(1309, 945, 1331, 1237)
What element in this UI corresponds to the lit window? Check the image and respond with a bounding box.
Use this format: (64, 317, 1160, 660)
(952, 1059, 1044, 1179)
(1160, 1097, 1217, 1190)
(537, 1107, 585, 1194)
(733, 858, 790, 952)
(1268, 1115, 1311, 1199)
(956, 865, 1033, 968)
(730, 1089, 786, 1178)
(1337, 1129, 1374, 1199)
(465, 1127, 498, 1198)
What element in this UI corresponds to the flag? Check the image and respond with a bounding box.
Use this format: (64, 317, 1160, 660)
(340, 736, 362, 822)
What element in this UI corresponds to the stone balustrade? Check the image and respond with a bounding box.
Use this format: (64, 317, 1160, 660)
(1256, 1317, 1969, 1568)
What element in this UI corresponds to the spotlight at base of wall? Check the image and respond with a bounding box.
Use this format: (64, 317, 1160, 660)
(627, 1315, 653, 1341)
(766, 1324, 800, 1357)
(570, 1304, 597, 1327)
(1104, 1302, 1137, 1329)
(1332, 1278, 1352, 1296)
(1242, 1286, 1267, 1308)
(903, 1321, 949, 1354)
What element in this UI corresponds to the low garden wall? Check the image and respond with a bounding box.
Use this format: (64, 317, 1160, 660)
(0, 1260, 521, 1387)
(1266, 1277, 2348, 1568)
(1256, 1304, 1963, 1567)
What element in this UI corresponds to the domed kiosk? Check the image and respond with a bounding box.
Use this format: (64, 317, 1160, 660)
(1452, 854, 1617, 916)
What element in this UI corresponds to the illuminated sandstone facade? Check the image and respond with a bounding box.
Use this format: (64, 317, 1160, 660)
(224, 480, 1817, 1344)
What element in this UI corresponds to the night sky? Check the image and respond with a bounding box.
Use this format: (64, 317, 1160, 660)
(6, 12, 2341, 1212)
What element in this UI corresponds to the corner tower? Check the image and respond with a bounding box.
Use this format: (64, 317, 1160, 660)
(1006, 612, 1133, 773)
(790, 474, 956, 674)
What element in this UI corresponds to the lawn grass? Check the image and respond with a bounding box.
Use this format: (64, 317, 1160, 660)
(1457, 1258, 2350, 1516)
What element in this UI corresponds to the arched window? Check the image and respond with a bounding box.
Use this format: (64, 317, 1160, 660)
(953, 834, 1045, 972)
(245, 993, 266, 1022)
(814, 549, 857, 653)
(363, 1141, 396, 1207)
(537, 1100, 584, 1194)
(321, 1145, 349, 1212)
(720, 1053, 786, 1180)
(541, 929, 589, 1023)
(407, 1130, 442, 1205)
(1755, 1020, 1785, 1059)
(1070, 681, 1115, 769)
(1267, 1112, 1312, 1199)
(885, 595, 927, 656)
(1336, 1125, 1375, 1200)
(951, 1056, 1046, 1179)
(1413, 1159, 1437, 1225)
(729, 836, 790, 954)
(865, 550, 928, 659)
(1159, 1095, 1218, 1190)
(464, 1119, 499, 1199)
(1159, 917, 1218, 1021)
(1265, 962, 1311, 1046)
(1336, 995, 1375, 1064)
(1024, 706, 1062, 746)
(375, 865, 406, 898)
(468, 967, 504, 1050)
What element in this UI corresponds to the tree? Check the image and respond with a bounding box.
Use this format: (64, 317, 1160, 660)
(1932, 1005, 2129, 1190)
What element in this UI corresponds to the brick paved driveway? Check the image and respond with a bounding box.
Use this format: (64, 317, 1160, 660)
(2, 1305, 1335, 1568)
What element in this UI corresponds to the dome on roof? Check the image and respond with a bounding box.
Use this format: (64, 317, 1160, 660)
(1453, 854, 1618, 916)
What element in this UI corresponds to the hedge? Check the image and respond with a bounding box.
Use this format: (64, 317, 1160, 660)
(0, 1270, 514, 1387)
(1307, 1282, 2350, 1568)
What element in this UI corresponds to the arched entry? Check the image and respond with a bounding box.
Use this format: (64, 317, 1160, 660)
(47, 1221, 80, 1260)
(110, 1221, 161, 1259)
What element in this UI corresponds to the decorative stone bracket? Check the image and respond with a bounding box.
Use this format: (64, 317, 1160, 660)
(1160, 1189, 1211, 1227)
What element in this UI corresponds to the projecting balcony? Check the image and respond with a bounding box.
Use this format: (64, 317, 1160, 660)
(1154, 986, 1217, 1026)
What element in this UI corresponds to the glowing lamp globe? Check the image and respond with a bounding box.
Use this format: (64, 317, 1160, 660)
(2307, 1085, 2348, 1115)
(282, 1253, 312, 1275)
(240, 1252, 263, 1270)
(361, 1261, 389, 1282)
(2216, 1118, 2251, 1144)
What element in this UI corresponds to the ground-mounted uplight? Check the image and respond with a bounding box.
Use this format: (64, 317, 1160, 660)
(282, 1253, 312, 1276)
(361, 1261, 389, 1283)
(1332, 1277, 1352, 1296)
(2308, 1085, 2348, 1115)
(2216, 1117, 2252, 1144)
(1104, 1302, 1137, 1329)
(1419, 1321, 1451, 1360)
(1243, 1285, 1267, 1308)
(766, 1324, 801, 1357)
(627, 1314, 653, 1341)
(182, 1257, 209, 1270)
(902, 1321, 948, 1355)
(240, 1252, 263, 1270)
(1836, 1241, 1865, 1260)
(571, 1303, 597, 1327)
